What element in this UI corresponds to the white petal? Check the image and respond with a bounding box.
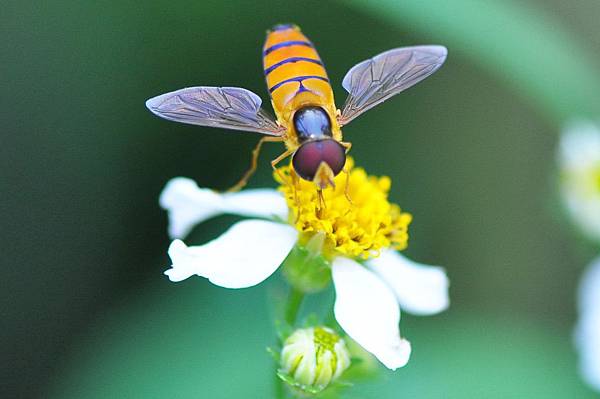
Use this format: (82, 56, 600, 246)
(159, 177, 288, 239)
(575, 256, 600, 391)
(367, 250, 450, 316)
(222, 189, 288, 221)
(558, 121, 600, 242)
(332, 257, 411, 370)
(561, 190, 600, 242)
(165, 220, 297, 288)
(165, 239, 200, 282)
(559, 120, 600, 171)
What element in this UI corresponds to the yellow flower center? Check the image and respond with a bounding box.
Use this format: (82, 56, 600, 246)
(564, 163, 600, 198)
(275, 157, 412, 259)
(594, 166, 600, 192)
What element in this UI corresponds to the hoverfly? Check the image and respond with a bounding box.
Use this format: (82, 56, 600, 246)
(146, 24, 447, 192)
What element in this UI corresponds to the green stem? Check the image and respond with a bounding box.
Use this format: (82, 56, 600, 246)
(276, 288, 305, 399)
(275, 370, 286, 399)
(284, 287, 305, 326)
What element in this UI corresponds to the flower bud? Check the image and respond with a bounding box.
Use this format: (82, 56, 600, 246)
(281, 232, 332, 293)
(279, 327, 351, 393)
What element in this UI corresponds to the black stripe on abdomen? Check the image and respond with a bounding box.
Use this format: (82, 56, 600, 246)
(263, 40, 313, 56)
(269, 75, 329, 93)
(264, 57, 323, 76)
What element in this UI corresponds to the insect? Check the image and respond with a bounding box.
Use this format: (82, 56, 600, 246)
(146, 24, 447, 192)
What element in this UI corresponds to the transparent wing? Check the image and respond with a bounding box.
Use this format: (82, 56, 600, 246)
(339, 45, 447, 126)
(146, 86, 284, 136)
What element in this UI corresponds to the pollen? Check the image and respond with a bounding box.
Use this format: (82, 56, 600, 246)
(275, 157, 412, 259)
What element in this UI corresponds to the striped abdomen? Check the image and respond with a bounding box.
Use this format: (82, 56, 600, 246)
(263, 24, 336, 127)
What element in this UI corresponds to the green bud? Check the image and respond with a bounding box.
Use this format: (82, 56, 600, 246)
(281, 232, 331, 293)
(279, 326, 351, 393)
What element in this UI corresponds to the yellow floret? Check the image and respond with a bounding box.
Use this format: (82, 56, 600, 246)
(275, 157, 412, 259)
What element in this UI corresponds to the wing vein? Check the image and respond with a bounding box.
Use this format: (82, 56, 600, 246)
(339, 46, 447, 126)
(146, 86, 283, 136)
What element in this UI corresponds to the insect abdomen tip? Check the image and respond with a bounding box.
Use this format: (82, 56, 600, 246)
(270, 23, 298, 32)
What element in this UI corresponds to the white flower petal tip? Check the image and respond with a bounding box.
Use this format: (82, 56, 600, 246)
(164, 220, 298, 289)
(332, 257, 411, 370)
(164, 239, 202, 282)
(575, 257, 600, 391)
(159, 178, 223, 239)
(367, 250, 450, 316)
(159, 177, 289, 239)
(379, 338, 411, 370)
(558, 121, 600, 242)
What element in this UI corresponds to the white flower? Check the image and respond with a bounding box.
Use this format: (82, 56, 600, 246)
(558, 121, 600, 242)
(160, 177, 450, 370)
(575, 256, 600, 391)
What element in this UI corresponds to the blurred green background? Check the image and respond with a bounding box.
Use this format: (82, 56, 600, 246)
(3, 0, 600, 397)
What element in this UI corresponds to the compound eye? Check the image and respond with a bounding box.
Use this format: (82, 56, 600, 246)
(292, 140, 346, 181)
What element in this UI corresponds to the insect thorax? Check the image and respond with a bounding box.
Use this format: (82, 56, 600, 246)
(293, 106, 333, 143)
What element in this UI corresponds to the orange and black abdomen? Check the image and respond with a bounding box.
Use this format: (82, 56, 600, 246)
(263, 24, 334, 120)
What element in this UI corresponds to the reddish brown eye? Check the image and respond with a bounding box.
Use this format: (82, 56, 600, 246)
(292, 139, 346, 181)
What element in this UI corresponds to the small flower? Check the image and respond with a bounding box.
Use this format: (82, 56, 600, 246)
(558, 121, 600, 243)
(575, 256, 600, 391)
(279, 326, 351, 393)
(161, 159, 450, 370)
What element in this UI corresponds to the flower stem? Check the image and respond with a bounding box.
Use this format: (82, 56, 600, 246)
(275, 288, 305, 399)
(284, 287, 304, 326)
(275, 370, 286, 399)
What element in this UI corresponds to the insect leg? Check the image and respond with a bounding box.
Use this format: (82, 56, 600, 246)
(343, 167, 353, 205)
(270, 148, 295, 185)
(227, 136, 284, 192)
(316, 188, 327, 217)
(271, 149, 305, 222)
(338, 141, 353, 204)
(340, 141, 352, 154)
(290, 170, 302, 224)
